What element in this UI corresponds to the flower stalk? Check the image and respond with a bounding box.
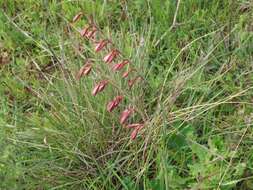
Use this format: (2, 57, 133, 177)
(71, 13, 145, 140)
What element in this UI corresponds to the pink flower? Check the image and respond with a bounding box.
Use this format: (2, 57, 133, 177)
(80, 26, 97, 40)
(107, 96, 123, 112)
(92, 80, 109, 96)
(80, 26, 91, 37)
(130, 128, 139, 140)
(86, 27, 97, 39)
(76, 62, 92, 80)
(112, 60, 130, 71)
(128, 123, 144, 140)
(103, 49, 120, 63)
(95, 40, 110, 52)
(120, 108, 134, 124)
(72, 12, 83, 23)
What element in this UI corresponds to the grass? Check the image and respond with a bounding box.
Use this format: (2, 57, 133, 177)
(0, 0, 253, 189)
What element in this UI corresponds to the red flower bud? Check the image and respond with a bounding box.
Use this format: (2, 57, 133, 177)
(76, 62, 92, 80)
(72, 12, 83, 23)
(103, 49, 120, 63)
(107, 96, 123, 112)
(92, 80, 109, 96)
(120, 108, 134, 124)
(95, 40, 110, 52)
(112, 60, 130, 71)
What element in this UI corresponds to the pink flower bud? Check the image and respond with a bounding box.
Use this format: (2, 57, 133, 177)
(120, 108, 134, 124)
(122, 70, 130, 78)
(76, 62, 92, 80)
(92, 80, 109, 96)
(122, 68, 135, 78)
(103, 49, 120, 63)
(130, 128, 139, 140)
(72, 12, 83, 23)
(129, 123, 144, 140)
(95, 40, 110, 52)
(112, 60, 130, 71)
(107, 96, 123, 112)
